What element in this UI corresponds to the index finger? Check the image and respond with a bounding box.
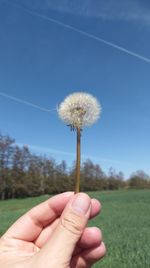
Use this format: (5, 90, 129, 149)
(2, 192, 74, 242)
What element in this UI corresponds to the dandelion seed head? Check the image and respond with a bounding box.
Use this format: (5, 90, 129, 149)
(58, 92, 101, 128)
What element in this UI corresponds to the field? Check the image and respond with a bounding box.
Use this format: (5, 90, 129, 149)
(0, 190, 150, 268)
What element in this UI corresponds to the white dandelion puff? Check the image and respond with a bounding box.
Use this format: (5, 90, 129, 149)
(58, 92, 101, 129)
(58, 92, 102, 193)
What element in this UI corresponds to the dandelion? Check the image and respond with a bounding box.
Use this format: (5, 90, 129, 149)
(58, 92, 101, 193)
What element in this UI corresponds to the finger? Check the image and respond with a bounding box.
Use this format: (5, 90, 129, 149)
(2, 192, 74, 241)
(90, 198, 101, 218)
(34, 219, 59, 248)
(36, 193, 92, 267)
(35, 224, 102, 250)
(79, 227, 102, 248)
(71, 242, 106, 268)
(34, 200, 101, 248)
(74, 227, 102, 255)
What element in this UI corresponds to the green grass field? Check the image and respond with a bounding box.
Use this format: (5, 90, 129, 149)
(0, 190, 150, 268)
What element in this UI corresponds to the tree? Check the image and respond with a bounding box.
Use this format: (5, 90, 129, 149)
(107, 168, 125, 190)
(0, 133, 15, 199)
(80, 159, 106, 191)
(0, 131, 149, 199)
(128, 170, 150, 189)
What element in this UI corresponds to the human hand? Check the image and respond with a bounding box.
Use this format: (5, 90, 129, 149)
(0, 192, 106, 268)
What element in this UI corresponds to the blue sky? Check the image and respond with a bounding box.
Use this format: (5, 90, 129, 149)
(0, 0, 150, 178)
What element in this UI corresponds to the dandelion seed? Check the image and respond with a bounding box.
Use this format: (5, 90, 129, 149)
(58, 92, 101, 192)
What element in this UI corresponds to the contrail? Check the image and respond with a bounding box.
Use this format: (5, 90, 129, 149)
(5, 0, 150, 64)
(0, 92, 56, 113)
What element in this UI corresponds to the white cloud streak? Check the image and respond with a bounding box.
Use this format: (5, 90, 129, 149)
(7, 0, 150, 26)
(18, 143, 120, 164)
(46, 0, 150, 26)
(6, 0, 150, 64)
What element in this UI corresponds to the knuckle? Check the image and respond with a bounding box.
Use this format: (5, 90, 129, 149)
(60, 212, 83, 237)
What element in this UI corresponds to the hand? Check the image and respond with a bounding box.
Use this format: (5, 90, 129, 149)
(0, 192, 106, 268)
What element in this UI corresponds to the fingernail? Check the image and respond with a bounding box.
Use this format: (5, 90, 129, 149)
(71, 193, 91, 214)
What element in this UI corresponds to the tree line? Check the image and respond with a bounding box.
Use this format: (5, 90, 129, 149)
(0, 132, 150, 200)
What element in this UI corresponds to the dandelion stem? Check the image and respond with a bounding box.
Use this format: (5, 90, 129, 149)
(75, 127, 81, 193)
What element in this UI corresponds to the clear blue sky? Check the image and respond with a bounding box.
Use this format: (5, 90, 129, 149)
(0, 0, 150, 178)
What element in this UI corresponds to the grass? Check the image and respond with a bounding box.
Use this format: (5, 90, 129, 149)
(0, 190, 150, 268)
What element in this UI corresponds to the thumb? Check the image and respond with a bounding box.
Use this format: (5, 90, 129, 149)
(38, 193, 91, 266)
